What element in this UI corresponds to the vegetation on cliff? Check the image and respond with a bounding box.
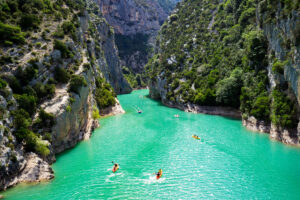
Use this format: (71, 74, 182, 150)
(147, 0, 299, 129)
(0, 0, 118, 170)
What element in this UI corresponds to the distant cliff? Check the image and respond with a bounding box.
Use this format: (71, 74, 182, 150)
(147, 0, 300, 146)
(96, 0, 179, 87)
(0, 0, 129, 190)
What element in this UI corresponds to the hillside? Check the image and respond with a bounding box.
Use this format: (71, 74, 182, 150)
(147, 0, 300, 145)
(0, 0, 130, 190)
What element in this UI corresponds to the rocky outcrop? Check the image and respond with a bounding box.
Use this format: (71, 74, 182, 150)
(243, 116, 300, 146)
(150, 78, 241, 118)
(100, 99, 125, 116)
(0, 0, 129, 191)
(1, 152, 54, 191)
(8, 153, 53, 187)
(242, 116, 271, 133)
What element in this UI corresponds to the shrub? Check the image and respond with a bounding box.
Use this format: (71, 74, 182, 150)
(68, 75, 87, 94)
(272, 61, 284, 74)
(20, 14, 40, 30)
(1, 75, 22, 94)
(12, 109, 31, 129)
(14, 94, 37, 116)
(0, 22, 25, 44)
(0, 78, 7, 89)
(66, 105, 71, 112)
(61, 21, 76, 34)
(271, 89, 297, 128)
(35, 139, 50, 157)
(92, 106, 100, 119)
(38, 109, 55, 127)
(53, 40, 71, 58)
(95, 77, 116, 109)
(54, 67, 70, 83)
(216, 68, 242, 107)
(250, 96, 270, 121)
(33, 82, 55, 100)
(16, 66, 38, 84)
(95, 88, 116, 109)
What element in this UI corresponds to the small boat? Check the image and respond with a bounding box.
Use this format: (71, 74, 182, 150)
(174, 114, 179, 118)
(138, 110, 142, 114)
(192, 135, 201, 140)
(112, 164, 119, 173)
(156, 169, 163, 180)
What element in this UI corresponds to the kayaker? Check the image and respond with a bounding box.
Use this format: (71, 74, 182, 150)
(156, 169, 163, 179)
(112, 162, 119, 173)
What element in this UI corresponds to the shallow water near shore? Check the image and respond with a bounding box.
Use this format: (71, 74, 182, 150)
(2, 89, 300, 199)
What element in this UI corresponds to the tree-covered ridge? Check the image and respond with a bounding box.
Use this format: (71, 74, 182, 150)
(147, 0, 299, 128)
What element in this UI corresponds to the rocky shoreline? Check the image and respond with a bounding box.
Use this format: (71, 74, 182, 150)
(162, 99, 241, 119)
(164, 99, 300, 147)
(99, 99, 125, 117)
(0, 102, 124, 193)
(243, 116, 300, 146)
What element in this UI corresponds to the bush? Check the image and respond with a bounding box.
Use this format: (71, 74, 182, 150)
(16, 66, 38, 85)
(54, 67, 70, 83)
(54, 40, 71, 58)
(68, 75, 87, 94)
(271, 89, 297, 128)
(272, 61, 284, 74)
(0, 78, 7, 89)
(33, 82, 55, 100)
(250, 96, 270, 121)
(0, 22, 25, 44)
(92, 106, 100, 119)
(216, 68, 242, 107)
(12, 109, 31, 129)
(66, 105, 71, 112)
(95, 77, 116, 109)
(14, 127, 50, 156)
(20, 14, 40, 30)
(38, 109, 55, 127)
(14, 94, 37, 116)
(35, 139, 50, 156)
(1, 75, 22, 94)
(61, 21, 76, 34)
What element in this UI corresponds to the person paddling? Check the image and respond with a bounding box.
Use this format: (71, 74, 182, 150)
(155, 169, 163, 179)
(112, 161, 119, 173)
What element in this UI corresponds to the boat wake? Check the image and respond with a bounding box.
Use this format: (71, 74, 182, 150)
(142, 172, 165, 184)
(105, 168, 124, 182)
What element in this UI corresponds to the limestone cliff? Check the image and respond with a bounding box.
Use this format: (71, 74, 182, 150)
(96, 0, 179, 79)
(147, 0, 300, 146)
(0, 0, 129, 190)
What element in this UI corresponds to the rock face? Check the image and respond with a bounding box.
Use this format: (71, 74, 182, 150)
(0, 0, 129, 191)
(150, 78, 241, 118)
(96, 0, 179, 74)
(243, 116, 300, 146)
(148, 0, 300, 146)
(100, 99, 125, 116)
(6, 153, 54, 188)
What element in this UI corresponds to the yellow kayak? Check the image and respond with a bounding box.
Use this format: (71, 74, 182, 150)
(156, 169, 163, 179)
(192, 135, 200, 140)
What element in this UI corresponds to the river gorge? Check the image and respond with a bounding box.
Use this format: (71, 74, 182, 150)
(1, 90, 300, 199)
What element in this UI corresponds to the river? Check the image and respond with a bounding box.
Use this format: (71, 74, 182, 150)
(1, 89, 300, 199)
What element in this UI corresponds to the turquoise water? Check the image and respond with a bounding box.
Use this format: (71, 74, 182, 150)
(2, 89, 300, 199)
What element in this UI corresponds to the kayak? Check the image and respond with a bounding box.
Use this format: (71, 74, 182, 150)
(156, 169, 163, 180)
(112, 165, 119, 173)
(192, 135, 200, 140)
